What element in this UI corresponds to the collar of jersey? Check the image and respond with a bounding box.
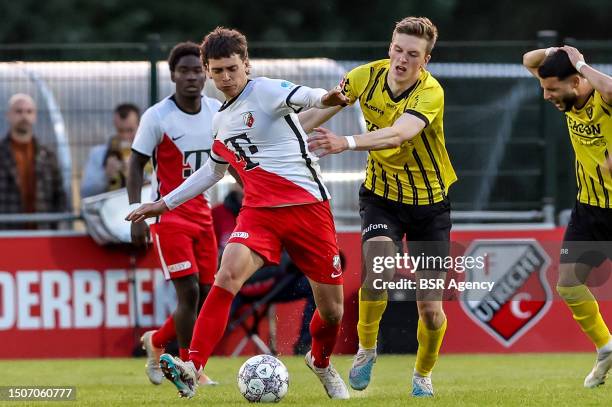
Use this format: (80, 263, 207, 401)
(169, 94, 202, 115)
(219, 79, 252, 112)
(572, 90, 595, 112)
(383, 71, 421, 103)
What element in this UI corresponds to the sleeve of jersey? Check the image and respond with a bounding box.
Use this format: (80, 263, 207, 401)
(403, 85, 444, 127)
(341, 64, 371, 104)
(131, 109, 161, 157)
(162, 152, 228, 210)
(257, 78, 326, 115)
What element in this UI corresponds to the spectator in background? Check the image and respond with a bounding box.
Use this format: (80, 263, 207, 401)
(0, 93, 66, 229)
(81, 103, 145, 197)
(212, 189, 316, 354)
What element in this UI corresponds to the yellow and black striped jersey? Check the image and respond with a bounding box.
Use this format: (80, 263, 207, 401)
(342, 59, 456, 205)
(567, 90, 612, 208)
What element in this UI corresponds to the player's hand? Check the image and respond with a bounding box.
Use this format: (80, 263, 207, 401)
(560, 45, 585, 69)
(307, 128, 348, 157)
(320, 86, 350, 107)
(125, 200, 169, 223)
(130, 221, 150, 248)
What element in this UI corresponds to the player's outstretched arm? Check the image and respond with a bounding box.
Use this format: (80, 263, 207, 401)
(523, 48, 557, 78)
(561, 45, 612, 103)
(307, 112, 426, 157)
(298, 105, 344, 134)
(125, 156, 228, 223)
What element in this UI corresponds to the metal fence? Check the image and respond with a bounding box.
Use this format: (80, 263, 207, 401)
(0, 31, 610, 229)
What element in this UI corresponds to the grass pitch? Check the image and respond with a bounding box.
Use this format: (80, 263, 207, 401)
(1, 354, 610, 406)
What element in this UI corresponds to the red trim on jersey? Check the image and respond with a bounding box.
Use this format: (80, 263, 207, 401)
(212, 140, 320, 207)
(155, 134, 212, 226)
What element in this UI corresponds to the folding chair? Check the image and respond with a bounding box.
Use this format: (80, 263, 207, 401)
(227, 271, 301, 356)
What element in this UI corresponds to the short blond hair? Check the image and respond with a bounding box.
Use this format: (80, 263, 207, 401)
(393, 17, 438, 54)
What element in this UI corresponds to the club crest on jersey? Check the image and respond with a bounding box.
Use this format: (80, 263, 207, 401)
(242, 111, 255, 128)
(460, 240, 552, 347)
(586, 106, 593, 120)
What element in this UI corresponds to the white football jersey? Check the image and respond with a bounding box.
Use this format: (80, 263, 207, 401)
(132, 94, 221, 226)
(211, 77, 330, 208)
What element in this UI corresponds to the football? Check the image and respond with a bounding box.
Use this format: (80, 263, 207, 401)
(237, 355, 290, 402)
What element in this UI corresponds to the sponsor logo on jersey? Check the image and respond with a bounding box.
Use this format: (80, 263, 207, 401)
(460, 240, 552, 347)
(567, 117, 601, 136)
(230, 231, 250, 239)
(362, 223, 389, 236)
(167, 261, 192, 273)
(364, 102, 384, 115)
(242, 111, 255, 128)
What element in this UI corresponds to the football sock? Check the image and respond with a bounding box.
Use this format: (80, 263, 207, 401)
(415, 317, 447, 377)
(357, 288, 387, 349)
(557, 284, 611, 349)
(310, 310, 341, 368)
(189, 285, 234, 370)
(179, 348, 190, 362)
(151, 315, 175, 349)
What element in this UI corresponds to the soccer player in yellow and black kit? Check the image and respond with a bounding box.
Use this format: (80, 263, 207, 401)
(301, 17, 456, 397)
(523, 46, 612, 388)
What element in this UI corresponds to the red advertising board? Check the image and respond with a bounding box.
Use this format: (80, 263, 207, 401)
(0, 228, 610, 358)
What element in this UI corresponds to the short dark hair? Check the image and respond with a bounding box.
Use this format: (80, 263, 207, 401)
(200, 27, 249, 69)
(168, 41, 201, 72)
(538, 50, 579, 80)
(114, 103, 140, 119)
(394, 17, 438, 54)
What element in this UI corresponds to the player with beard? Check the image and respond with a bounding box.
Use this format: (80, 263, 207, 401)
(523, 46, 612, 387)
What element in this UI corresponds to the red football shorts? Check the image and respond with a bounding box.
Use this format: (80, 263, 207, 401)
(150, 221, 218, 284)
(227, 201, 343, 285)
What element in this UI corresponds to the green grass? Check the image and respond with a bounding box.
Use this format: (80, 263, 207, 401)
(1, 354, 611, 406)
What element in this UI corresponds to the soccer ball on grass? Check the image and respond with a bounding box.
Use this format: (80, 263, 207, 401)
(237, 355, 289, 402)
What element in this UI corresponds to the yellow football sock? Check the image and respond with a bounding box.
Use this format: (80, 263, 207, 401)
(557, 285, 611, 348)
(356, 288, 388, 349)
(415, 317, 447, 377)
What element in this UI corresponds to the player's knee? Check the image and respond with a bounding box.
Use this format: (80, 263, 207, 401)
(175, 278, 199, 310)
(215, 266, 245, 293)
(318, 303, 343, 325)
(418, 303, 443, 327)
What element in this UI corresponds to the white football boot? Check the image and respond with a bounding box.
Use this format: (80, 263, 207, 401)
(305, 351, 350, 399)
(140, 330, 164, 385)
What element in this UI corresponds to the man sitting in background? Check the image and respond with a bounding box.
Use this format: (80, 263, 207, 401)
(81, 103, 147, 197)
(0, 93, 66, 229)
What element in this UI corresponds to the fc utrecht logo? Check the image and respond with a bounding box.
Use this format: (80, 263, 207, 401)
(460, 240, 552, 347)
(242, 111, 255, 128)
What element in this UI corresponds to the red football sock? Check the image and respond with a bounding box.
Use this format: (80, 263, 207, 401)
(189, 285, 234, 370)
(151, 315, 176, 349)
(179, 348, 190, 362)
(309, 309, 341, 368)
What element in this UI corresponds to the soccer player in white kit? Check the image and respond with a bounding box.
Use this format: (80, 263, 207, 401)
(127, 27, 351, 399)
(127, 42, 220, 386)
